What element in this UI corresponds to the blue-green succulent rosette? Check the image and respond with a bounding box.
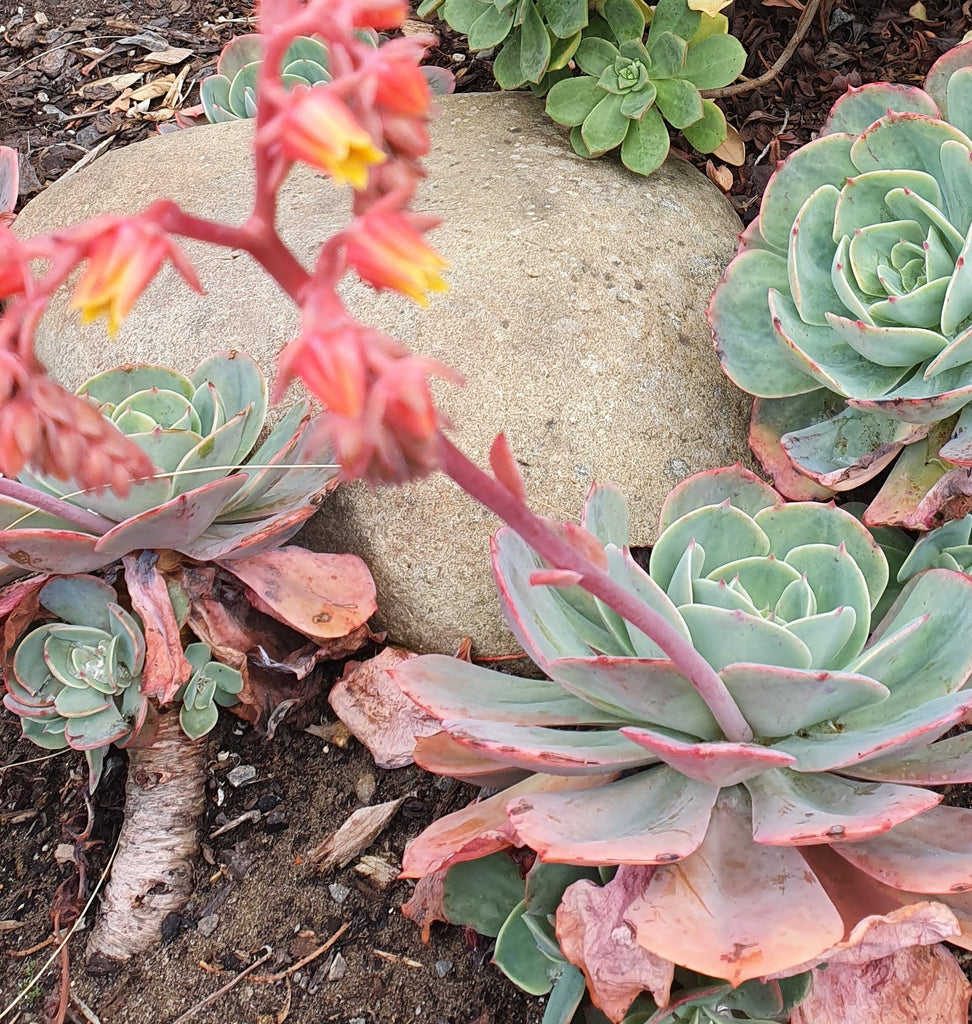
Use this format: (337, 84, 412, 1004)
(708, 42, 972, 529)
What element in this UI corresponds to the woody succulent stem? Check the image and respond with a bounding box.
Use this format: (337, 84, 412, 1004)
(86, 712, 207, 973)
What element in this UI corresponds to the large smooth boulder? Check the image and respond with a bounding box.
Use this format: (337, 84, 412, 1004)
(15, 92, 751, 654)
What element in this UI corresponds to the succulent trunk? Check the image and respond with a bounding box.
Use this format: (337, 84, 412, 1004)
(85, 710, 206, 972)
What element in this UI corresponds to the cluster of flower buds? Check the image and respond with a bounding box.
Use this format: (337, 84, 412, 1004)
(0, 0, 453, 491)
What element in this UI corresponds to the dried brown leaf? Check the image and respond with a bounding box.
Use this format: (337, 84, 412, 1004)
(306, 798, 404, 872)
(401, 869, 448, 943)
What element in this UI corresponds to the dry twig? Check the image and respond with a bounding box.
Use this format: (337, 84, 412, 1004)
(169, 947, 273, 1024)
(251, 921, 351, 984)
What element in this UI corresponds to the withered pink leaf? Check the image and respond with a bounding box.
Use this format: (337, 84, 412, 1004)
(556, 865, 674, 1023)
(328, 647, 439, 769)
(218, 546, 376, 639)
(791, 942, 970, 1024)
(123, 553, 191, 703)
(402, 869, 448, 944)
(413, 731, 530, 789)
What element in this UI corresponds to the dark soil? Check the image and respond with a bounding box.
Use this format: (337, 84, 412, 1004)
(2, 1, 972, 1022)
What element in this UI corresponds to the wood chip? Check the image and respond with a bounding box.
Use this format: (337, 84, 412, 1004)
(138, 46, 193, 66)
(306, 798, 404, 872)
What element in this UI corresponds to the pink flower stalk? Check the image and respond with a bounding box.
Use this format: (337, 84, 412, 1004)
(69, 218, 202, 336)
(345, 210, 449, 306)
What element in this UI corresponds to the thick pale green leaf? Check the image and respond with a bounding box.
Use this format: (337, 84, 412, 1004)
(493, 33, 527, 88)
(541, 965, 586, 1024)
(650, 503, 771, 591)
(678, 604, 813, 672)
(441, 0, 485, 31)
(702, 554, 801, 613)
(519, 1, 551, 82)
(525, 861, 600, 915)
(941, 139, 972, 238)
(941, 226, 972, 335)
(885, 185, 965, 254)
(602, 0, 645, 43)
(574, 36, 619, 76)
(680, 32, 746, 89)
(658, 465, 781, 531)
(653, 77, 702, 129)
(442, 851, 524, 936)
(468, 3, 515, 48)
(759, 133, 856, 252)
(546, 74, 603, 126)
(582, 91, 629, 155)
(180, 699, 219, 740)
(869, 277, 949, 330)
(709, 248, 820, 397)
(826, 314, 947, 368)
(538, 0, 587, 36)
(39, 576, 115, 630)
(79, 365, 194, 406)
(832, 169, 942, 241)
(647, 0, 701, 43)
(646, 31, 686, 79)
(719, 663, 889, 737)
(788, 185, 843, 326)
(494, 902, 555, 995)
(620, 106, 670, 175)
(820, 83, 940, 136)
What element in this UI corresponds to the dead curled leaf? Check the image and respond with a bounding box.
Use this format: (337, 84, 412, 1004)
(557, 865, 674, 1023)
(328, 648, 440, 769)
(401, 869, 449, 943)
(791, 942, 971, 1024)
(306, 798, 404, 872)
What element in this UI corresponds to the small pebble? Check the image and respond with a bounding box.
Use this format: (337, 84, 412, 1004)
(434, 959, 453, 978)
(265, 808, 289, 834)
(327, 951, 348, 981)
(355, 772, 376, 804)
(328, 882, 350, 904)
(349, 1018, 366, 1024)
(227, 764, 257, 788)
(197, 914, 220, 938)
(257, 793, 281, 813)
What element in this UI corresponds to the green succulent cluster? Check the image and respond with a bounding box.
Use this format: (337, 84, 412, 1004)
(419, 0, 745, 175)
(2, 575, 243, 788)
(201, 35, 332, 123)
(435, 851, 811, 1024)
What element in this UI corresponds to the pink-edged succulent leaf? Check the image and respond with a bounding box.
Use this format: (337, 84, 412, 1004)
(400, 774, 605, 878)
(580, 481, 629, 547)
(832, 805, 972, 894)
(0, 530, 106, 575)
(656, 463, 781, 532)
(93, 474, 248, 558)
(791, 942, 970, 1024)
(557, 866, 674, 1023)
(625, 788, 845, 985)
(750, 397, 839, 501)
(328, 648, 439, 769)
(506, 766, 718, 866)
(217, 547, 376, 639)
(925, 39, 972, 130)
(847, 731, 972, 785)
(819, 82, 941, 137)
(619, 726, 797, 785)
(770, 690, 972, 772)
(412, 731, 531, 789)
(397, 654, 626, 726)
(547, 656, 719, 739)
(442, 720, 657, 775)
(745, 767, 940, 846)
(122, 552, 191, 702)
(180, 503, 320, 561)
(718, 663, 889, 737)
(0, 146, 18, 219)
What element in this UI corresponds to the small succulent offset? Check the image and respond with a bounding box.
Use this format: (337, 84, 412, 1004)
(398, 466, 972, 1020)
(545, 0, 746, 175)
(421, 850, 811, 1024)
(200, 35, 332, 123)
(709, 41, 972, 529)
(0, 351, 337, 585)
(1, 575, 241, 788)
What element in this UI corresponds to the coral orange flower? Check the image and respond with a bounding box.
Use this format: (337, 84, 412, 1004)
(69, 219, 202, 336)
(349, 0, 408, 29)
(345, 211, 448, 306)
(278, 88, 386, 189)
(0, 227, 28, 301)
(371, 39, 432, 116)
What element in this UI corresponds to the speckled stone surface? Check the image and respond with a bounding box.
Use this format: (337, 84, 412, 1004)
(16, 92, 752, 654)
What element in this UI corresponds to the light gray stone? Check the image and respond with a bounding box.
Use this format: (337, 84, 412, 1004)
(15, 92, 752, 655)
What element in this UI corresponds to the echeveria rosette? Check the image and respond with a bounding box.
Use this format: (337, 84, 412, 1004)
(709, 42, 972, 528)
(0, 351, 338, 583)
(2, 575, 149, 789)
(397, 466, 972, 1014)
(544, 0, 746, 175)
